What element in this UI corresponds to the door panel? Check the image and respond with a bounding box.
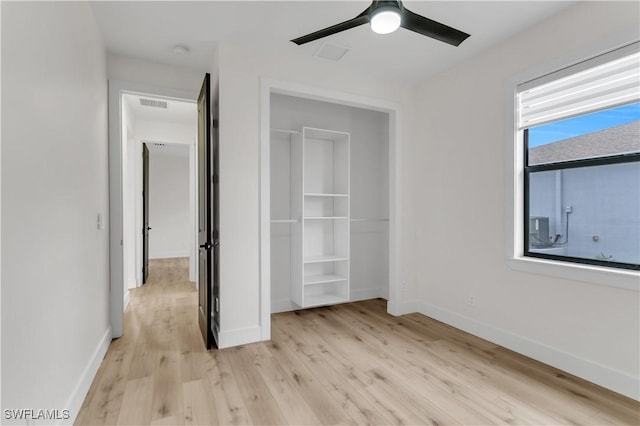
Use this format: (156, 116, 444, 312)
(197, 73, 214, 349)
(142, 143, 150, 284)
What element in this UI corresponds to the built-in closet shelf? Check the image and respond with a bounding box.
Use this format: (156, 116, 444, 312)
(271, 128, 300, 135)
(271, 219, 299, 223)
(304, 274, 348, 285)
(304, 255, 348, 264)
(304, 193, 348, 197)
(351, 218, 390, 222)
(290, 126, 350, 309)
(304, 216, 348, 220)
(303, 294, 348, 308)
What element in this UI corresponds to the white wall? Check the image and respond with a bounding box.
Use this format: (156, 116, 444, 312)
(406, 1, 639, 399)
(148, 152, 191, 259)
(1, 2, 110, 423)
(217, 41, 414, 347)
(107, 52, 206, 93)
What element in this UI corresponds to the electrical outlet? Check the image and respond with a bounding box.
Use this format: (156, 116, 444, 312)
(565, 206, 573, 213)
(468, 294, 475, 306)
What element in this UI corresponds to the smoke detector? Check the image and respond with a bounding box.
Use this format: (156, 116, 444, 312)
(173, 44, 190, 55)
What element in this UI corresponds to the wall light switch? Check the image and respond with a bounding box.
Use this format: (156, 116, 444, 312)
(97, 213, 103, 230)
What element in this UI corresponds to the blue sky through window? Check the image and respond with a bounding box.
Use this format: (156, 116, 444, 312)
(528, 102, 640, 148)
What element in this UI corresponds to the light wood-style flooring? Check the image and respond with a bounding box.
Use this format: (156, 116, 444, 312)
(76, 258, 639, 425)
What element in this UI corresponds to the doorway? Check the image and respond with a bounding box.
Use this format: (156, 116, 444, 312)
(259, 79, 403, 341)
(109, 80, 200, 338)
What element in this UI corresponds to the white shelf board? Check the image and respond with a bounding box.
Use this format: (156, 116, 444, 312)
(271, 219, 298, 223)
(271, 128, 300, 135)
(304, 255, 348, 264)
(304, 193, 348, 197)
(304, 216, 348, 220)
(304, 274, 347, 285)
(303, 294, 348, 308)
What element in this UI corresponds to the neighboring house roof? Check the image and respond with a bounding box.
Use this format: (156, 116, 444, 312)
(529, 120, 640, 165)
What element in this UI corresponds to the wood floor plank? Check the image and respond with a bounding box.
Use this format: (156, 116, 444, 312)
(245, 343, 322, 425)
(223, 345, 289, 425)
(150, 350, 184, 423)
(116, 377, 154, 426)
(271, 320, 393, 425)
(183, 379, 216, 425)
(76, 259, 640, 426)
(206, 351, 254, 425)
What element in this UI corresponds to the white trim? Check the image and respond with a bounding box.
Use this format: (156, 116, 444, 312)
(351, 287, 386, 302)
(149, 250, 191, 260)
(64, 327, 112, 425)
(272, 288, 386, 314)
(260, 77, 403, 343)
(271, 299, 299, 314)
(108, 79, 198, 338)
(123, 290, 130, 312)
(504, 28, 640, 292)
(217, 325, 262, 349)
(395, 300, 639, 401)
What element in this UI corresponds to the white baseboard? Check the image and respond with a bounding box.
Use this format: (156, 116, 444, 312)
(218, 325, 262, 349)
(271, 288, 385, 314)
(149, 251, 189, 260)
(396, 299, 639, 401)
(351, 287, 385, 302)
(123, 290, 130, 312)
(127, 277, 137, 290)
(271, 298, 299, 314)
(64, 327, 112, 425)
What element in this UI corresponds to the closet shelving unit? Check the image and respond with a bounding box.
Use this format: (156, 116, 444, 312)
(291, 127, 350, 308)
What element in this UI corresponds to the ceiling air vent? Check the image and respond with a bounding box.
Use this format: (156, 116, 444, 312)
(314, 43, 350, 61)
(139, 98, 168, 109)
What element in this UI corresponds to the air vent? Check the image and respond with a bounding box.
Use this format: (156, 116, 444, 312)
(153, 143, 165, 147)
(139, 98, 168, 109)
(314, 43, 350, 61)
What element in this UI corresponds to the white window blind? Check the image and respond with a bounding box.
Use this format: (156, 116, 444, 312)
(518, 41, 640, 129)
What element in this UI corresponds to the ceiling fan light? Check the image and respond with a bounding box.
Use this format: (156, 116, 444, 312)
(370, 8, 401, 34)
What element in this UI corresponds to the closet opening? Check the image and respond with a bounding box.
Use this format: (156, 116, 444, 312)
(260, 80, 402, 339)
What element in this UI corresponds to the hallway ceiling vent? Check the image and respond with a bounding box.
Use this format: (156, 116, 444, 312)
(139, 98, 168, 109)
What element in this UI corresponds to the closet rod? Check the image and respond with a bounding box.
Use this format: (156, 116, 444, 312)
(271, 219, 299, 223)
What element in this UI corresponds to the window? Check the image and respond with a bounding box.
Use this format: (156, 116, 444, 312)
(517, 42, 640, 271)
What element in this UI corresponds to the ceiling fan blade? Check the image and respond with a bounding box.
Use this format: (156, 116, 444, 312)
(291, 13, 370, 45)
(400, 8, 470, 46)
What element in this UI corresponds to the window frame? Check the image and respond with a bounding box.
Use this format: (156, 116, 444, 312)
(523, 127, 640, 271)
(504, 31, 640, 291)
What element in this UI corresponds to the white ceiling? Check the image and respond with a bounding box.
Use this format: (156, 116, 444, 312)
(90, 1, 577, 84)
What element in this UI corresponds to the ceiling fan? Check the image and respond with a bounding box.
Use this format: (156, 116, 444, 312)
(291, 0, 470, 47)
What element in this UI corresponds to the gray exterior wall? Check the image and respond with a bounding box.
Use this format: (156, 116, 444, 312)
(529, 162, 640, 264)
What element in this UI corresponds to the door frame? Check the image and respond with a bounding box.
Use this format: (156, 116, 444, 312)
(108, 79, 197, 338)
(259, 78, 404, 341)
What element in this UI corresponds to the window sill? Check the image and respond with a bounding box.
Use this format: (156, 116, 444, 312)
(506, 256, 639, 292)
